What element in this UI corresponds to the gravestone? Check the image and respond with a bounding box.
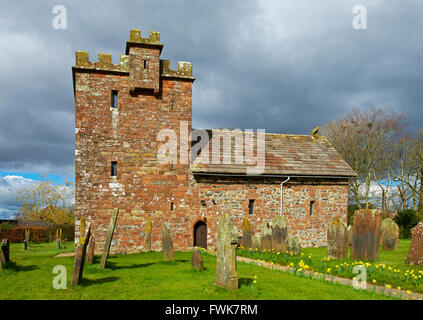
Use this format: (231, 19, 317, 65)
(24, 229, 30, 250)
(405, 221, 423, 265)
(145, 216, 152, 252)
(56, 228, 63, 249)
(0, 249, 4, 271)
(252, 234, 262, 251)
(327, 216, 349, 259)
(287, 237, 301, 254)
(71, 222, 91, 286)
(99, 209, 119, 269)
(347, 225, 353, 247)
(381, 218, 399, 251)
(351, 209, 382, 261)
(0, 242, 6, 270)
(261, 220, 273, 250)
(86, 237, 95, 264)
(191, 246, 204, 270)
(161, 222, 174, 261)
(271, 215, 288, 252)
(214, 213, 238, 290)
(241, 217, 253, 249)
(1, 239, 9, 263)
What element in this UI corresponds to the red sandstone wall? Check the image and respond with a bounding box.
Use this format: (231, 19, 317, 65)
(74, 34, 349, 254)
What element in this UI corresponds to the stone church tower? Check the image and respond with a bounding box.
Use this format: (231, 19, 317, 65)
(73, 29, 194, 253)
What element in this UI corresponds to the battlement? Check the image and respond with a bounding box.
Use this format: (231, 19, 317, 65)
(73, 29, 194, 82)
(161, 60, 194, 79)
(74, 51, 129, 73)
(125, 29, 163, 54)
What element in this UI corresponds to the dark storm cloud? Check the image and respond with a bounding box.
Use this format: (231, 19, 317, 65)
(1, 0, 423, 180)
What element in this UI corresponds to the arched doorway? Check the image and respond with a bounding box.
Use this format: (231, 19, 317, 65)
(193, 220, 207, 249)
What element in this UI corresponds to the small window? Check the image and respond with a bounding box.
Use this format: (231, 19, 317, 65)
(201, 200, 206, 207)
(111, 90, 118, 109)
(212, 199, 216, 205)
(171, 161, 174, 169)
(144, 60, 147, 69)
(310, 201, 315, 216)
(111, 161, 117, 177)
(171, 202, 174, 212)
(171, 100, 174, 110)
(249, 200, 255, 215)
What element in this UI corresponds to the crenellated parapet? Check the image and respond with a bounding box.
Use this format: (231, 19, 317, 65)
(125, 29, 163, 54)
(161, 60, 194, 80)
(74, 51, 129, 73)
(72, 29, 195, 94)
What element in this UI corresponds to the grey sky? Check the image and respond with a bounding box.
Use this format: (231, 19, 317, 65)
(1, 0, 423, 182)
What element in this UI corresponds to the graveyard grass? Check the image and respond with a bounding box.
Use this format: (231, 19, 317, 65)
(0, 242, 397, 300)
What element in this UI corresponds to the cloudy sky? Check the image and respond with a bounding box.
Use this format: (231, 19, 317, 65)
(1, 0, 423, 215)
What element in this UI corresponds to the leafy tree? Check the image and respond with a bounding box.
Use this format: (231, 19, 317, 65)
(394, 209, 422, 239)
(15, 179, 74, 226)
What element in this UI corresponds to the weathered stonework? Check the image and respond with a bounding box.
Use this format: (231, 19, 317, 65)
(271, 216, 288, 252)
(287, 237, 301, 254)
(215, 214, 238, 290)
(405, 221, 423, 265)
(73, 29, 352, 254)
(1, 239, 9, 263)
(327, 216, 348, 259)
(241, 217, 253, 249)
(145, 216, 152, 252)
(351, 209, 382, 261)
(252, 234, 262, 251)
(86, 237, 95, 265)
(191, 246, 204, 270)
(161, 222, 174, 261)
(261, 219, 273, 250)
(381, 218, 399, 251)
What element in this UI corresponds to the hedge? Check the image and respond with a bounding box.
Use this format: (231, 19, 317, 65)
(0, 224, 75, 243)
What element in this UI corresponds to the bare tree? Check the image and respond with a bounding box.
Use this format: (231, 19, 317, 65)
(323, 107, 406, 209)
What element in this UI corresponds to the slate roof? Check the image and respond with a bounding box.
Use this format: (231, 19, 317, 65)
(190, 130, 357, 177)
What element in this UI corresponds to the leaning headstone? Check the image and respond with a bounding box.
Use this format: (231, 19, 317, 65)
(1, 239, 9, 263)
(405, 221, 423, 265)
(327, 216, 349, 259)
(145, 216, 152, 252)
(241, 217, 253, 249)
(271, 216, 288, 252)
(86, 237, 95, 265)
(261, 220, 273, 250)
(287, 237, 301, 254)
(71, 222, 91, 286)
(252, 234, 262, 251)
(351, 209, 382, 261)
(161, 222, 174, 261)
(214, 213, 238, 290)
(347, 225, 353, 247)
(191, 246, 204, 270)
(99, 209, 119, 269)
(381, 218, 399, 251)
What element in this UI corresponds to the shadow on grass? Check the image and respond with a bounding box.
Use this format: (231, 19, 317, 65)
(238, 278, 254, 288)
(158, 259, 189, 266)
(79, 276, 120, 287)
(6, 262, 40, 272)
(105, 261, 156, 270)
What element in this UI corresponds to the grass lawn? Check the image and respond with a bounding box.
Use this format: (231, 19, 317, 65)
(0, 242, 397, 300)
(238, 240, 423, 294)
